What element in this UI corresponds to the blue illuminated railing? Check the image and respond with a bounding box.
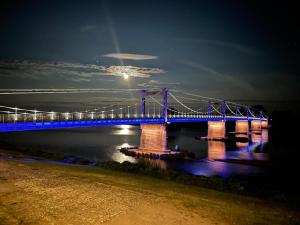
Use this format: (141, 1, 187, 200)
(0, 88, 268, 132)
(0, 116, 267, 132)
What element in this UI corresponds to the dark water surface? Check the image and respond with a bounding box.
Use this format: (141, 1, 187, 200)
(0, 124, 271, 178)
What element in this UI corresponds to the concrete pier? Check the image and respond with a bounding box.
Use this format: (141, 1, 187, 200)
(235, 120, 249, 133)
(207, 121, 226, 139)
(251, 121, 262, 131)
(261, 121, 268, 129)
(139, 124, 168, 152)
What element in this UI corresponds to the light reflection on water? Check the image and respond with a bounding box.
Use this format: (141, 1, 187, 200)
(113, 125, 136, 135)
(168, 125, 270, 177)
(207, 141, 226, 160)
(112, 142, 137, 163)
(226, 129, 269, 161)
(174, 160, 263, 177)
(0, 124, 270, 177)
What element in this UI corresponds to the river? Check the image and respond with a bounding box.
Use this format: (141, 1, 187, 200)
(0, 123, 271, 178)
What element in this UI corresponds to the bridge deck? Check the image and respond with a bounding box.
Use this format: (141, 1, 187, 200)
(0, 117, 267, 132)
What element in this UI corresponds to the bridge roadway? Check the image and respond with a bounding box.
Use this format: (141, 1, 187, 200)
(0, 116, 267, 132)
(0, 88, 269, 132)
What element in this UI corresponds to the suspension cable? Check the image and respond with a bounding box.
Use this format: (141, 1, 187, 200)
(210, 104, 222, 115)
(168, 92, 204, 114)
(225, 103, 237, 116)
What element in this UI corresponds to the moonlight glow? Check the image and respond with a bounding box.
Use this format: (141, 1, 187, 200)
(123, 72, 129, 79)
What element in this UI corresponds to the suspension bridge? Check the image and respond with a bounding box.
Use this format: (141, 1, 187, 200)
(0, 88, 268, 132)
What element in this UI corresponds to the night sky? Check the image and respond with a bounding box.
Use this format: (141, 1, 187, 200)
(0, 0, 299, 112)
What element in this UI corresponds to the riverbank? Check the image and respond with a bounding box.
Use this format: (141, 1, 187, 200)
(1, 158, 300, 225)
(1, 146, 300, 208)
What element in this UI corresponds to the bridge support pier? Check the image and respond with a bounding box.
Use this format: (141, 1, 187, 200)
(139, 124, 168, 152)
(251, 120, 268, 131)
(251, 120, 262, 131)
(207, 121, 225, 139)
(261, 121, 268, 129)
(235, 120, 249, 148)
(235, 120, 249, 133)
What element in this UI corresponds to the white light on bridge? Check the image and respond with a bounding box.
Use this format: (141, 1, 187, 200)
(65, 112, 69, 120)
(13, 107, 18, 121)
(50, 111, 55, 120)
(33, 110, 37, 121)
(111, 110, 114, 119)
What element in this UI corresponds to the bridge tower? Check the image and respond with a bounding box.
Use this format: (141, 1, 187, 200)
(207, 100, 226, 139)
(221, 100, 226, 120)
(246, 106, 250, 120)
(208, 100, 211, 118)
(235, 106, 239, 117)
(161, 88, 168, 123)
(140, 90, 147, 118)
(138, 88, 169, 152)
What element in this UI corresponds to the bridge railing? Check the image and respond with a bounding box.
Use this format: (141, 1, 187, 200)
(0, 111, 265, 124)
(0, 88, 268, 124)
(0, 111, 166, 123)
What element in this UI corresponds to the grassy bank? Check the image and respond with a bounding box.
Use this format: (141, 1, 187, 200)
(1, 159, 300, 225)
(1, 147, 300, 209)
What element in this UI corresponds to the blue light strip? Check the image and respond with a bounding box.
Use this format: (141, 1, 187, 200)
(0, 117, 267, 132)
(0, 119, 164, 132)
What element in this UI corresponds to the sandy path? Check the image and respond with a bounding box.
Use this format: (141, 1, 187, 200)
(0, 160, 217, 225)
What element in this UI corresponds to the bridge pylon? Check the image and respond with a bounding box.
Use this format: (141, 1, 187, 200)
(221, 100, 226, 120)
(140, 90, 147, 118)
(161, 88, 168, 123)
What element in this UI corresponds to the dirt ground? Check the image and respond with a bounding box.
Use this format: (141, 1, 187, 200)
(0, 159, 299, 225)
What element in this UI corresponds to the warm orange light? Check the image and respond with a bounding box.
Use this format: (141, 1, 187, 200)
(235, 120, 249, 133)
(236, 141, 249, 148)
(251, 121, 261, 131)
(261, 121, 268, 129)
(208, 121, 225, 139)
(208, 141, 225, 160)
(139, 124, 167, 152)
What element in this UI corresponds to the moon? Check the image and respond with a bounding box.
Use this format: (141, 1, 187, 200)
(123, 72, 129, 80)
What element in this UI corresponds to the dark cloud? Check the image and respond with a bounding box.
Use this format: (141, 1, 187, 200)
(0, 60, 166, 81)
